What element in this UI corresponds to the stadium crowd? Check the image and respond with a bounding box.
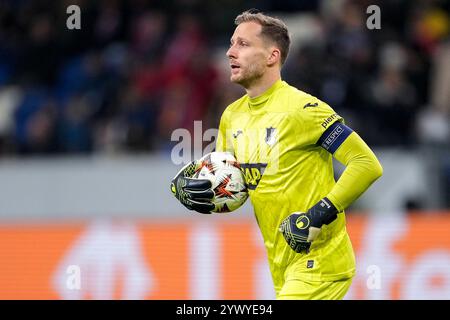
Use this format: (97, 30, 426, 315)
(0, 0, 448, 156)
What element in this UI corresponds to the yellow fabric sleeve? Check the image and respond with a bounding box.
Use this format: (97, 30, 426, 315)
(326, 132, 383, 212)
(215, 109, 233, 153)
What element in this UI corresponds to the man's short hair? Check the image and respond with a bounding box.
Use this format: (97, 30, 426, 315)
(235, 9, 291, 66)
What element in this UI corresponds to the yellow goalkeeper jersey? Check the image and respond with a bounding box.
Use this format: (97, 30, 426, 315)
(216, 79, 356, 290)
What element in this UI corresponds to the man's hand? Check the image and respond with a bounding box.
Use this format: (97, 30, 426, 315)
(279, 198, 338, 253)
(171, 161, 215, 214)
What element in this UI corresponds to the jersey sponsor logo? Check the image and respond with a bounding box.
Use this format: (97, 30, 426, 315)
(295, 215, 310, 230)
(307, 260, 314, 268)
(232, 130, 243, 138)
(303, 102, 318, 109)
(265, 127, 277, 146)
(321, 113, 339, 129)
(239, 163, 267, 190)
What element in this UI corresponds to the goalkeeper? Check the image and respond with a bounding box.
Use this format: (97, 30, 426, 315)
(172, 10, 383, 300)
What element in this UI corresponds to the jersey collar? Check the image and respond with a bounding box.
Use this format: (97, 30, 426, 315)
(248, 79, 284, 111)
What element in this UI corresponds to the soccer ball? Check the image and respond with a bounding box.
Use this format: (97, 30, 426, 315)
(194, 152, 248, 213)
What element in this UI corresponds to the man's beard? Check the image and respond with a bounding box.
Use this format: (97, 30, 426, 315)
(232, 63, 265, 88)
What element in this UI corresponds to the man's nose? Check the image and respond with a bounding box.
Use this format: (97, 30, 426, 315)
(226, 46, 237, 59)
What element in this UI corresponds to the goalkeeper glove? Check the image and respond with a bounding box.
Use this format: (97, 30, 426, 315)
(279, 197, 338, 254)
(171, 160, 215, 214)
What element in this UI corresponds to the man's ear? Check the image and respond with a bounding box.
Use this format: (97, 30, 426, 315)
(267, 48, 281, 67)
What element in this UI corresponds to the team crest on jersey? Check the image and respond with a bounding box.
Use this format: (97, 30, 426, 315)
(265, 127, 277, 146)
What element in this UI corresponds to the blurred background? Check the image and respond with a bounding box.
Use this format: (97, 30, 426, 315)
(0, 0, 449, 299)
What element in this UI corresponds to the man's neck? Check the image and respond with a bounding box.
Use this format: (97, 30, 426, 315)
(245, 73, 281, 98)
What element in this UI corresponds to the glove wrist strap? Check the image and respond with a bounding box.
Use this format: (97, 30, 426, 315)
(308, 197, 339, 227)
